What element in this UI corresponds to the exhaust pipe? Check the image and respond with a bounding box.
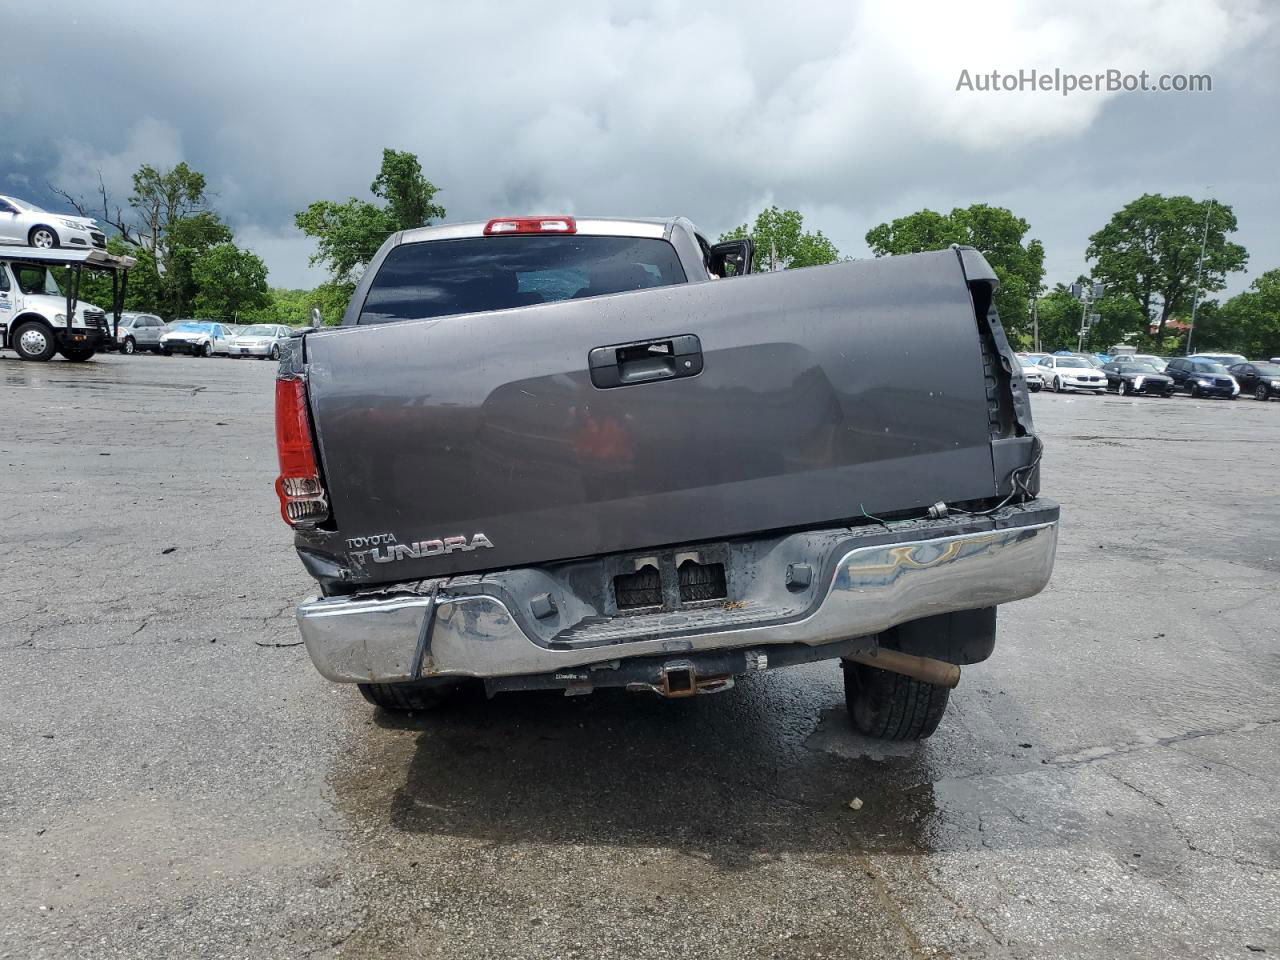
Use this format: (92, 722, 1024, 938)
(843, 648, 961, 688)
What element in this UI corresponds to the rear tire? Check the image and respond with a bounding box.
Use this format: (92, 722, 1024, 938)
(358, 679, 466, 712)
(842, 660, 951, 741)
(1257, 385, 1271, 402)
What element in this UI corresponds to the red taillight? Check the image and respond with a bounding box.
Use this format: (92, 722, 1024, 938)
(483, 215, 577, 235)
(275, 376, 328, 527)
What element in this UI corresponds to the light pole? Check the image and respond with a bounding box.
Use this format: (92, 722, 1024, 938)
(1071, 281, 1104, 352)
(1184, 198, 1214, 357)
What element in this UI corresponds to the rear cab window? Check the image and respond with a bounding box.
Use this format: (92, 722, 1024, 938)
(358, 235, 687, 325)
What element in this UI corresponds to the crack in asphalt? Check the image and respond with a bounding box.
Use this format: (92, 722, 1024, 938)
(855, 856, 936, 960)
(1101, 767, 1277, 873)
(1068, 434, 1276, 444)
(1045, 717, 1280, 769)
(914, 863, 1014, 957)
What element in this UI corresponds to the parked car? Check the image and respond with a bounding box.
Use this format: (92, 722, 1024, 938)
(1101, 361, 1174, 396)
(1037, 355, 1107, 393)
(1191, 352, 1247, 368)
(1127, 353, 1167, 372)
(114, 313, 167, 354)
(160, 320, 235, 357)
(278, 215, 1057, 742)
(1054, 350, 1104, 369)
(1227, 361, 1280, 401)
(1164, 357, 1240, 398)
(0, 195, 107, 251)
(229, 323, 292, 359)
(1020, 358, 1044, 392)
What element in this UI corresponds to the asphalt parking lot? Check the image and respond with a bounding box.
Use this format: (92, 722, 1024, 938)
(2, 353, 1278, 960)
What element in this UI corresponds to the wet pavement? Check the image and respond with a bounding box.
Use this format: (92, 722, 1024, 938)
(1, 353, 1278, 959)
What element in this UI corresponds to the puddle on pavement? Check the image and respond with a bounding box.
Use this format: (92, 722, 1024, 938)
(319, 669, 1167, 955)
(329, 670, 945, 867)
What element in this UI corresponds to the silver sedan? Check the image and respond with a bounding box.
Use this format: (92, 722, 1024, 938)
(228, 324, 292, 360)
(0, 195, 106, 250)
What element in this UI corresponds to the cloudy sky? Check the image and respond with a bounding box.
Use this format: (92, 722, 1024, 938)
(4, 0, 1277, 296)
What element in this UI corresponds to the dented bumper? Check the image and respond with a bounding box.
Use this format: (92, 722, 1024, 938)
(295, 500, 1059, 685)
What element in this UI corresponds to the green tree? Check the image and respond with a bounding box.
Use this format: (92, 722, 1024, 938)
(296, 148, 445, 286)
(865, 204, 1045, 340)
(192, 243, 270, 319)
(53, 162, 237, 318)
(1086, 194, 1248, 348)
(1086, 293, 1148, 353)
(1034, 284, 1085, 351)
(164, 212, 234, 318)
(310, 279, 355, 325)
(1212, 269, 1280, 358)
(719, 206, 840, 272)
(128, 163, 212, 254)
(69, 235, 161, 315)
(371, 149, 446, 232)
(243, 288, 309, 325)
(1035, 279, 1150, 354)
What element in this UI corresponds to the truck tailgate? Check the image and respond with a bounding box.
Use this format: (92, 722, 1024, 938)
(303, 249, 1004, 581)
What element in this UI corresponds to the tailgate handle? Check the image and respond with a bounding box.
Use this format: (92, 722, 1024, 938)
(588, 335, 703, 389)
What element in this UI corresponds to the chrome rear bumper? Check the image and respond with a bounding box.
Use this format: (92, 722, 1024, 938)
(296, 502, 1058, 685)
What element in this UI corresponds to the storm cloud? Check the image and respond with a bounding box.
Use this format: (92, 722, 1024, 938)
(4, 0, 1277, 293)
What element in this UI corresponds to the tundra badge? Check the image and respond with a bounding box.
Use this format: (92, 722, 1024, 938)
(367, 533, 494, 564)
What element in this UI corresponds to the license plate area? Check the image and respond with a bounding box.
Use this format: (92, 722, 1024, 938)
(606, 544, 731, 616)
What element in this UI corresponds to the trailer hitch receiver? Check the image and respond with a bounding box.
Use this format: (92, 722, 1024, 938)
(627, 659, 735, 698)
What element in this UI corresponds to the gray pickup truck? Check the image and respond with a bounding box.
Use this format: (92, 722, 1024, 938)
(277, 215, 1058, 740)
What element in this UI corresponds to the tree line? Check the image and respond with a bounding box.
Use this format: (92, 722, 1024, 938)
(56, 149, 1277, 356)
(54, 164, 272, 322)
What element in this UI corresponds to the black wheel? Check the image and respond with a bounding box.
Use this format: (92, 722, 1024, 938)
(12, 321, 57, 361)
(161, 345, 172, 356)
(58, 346, 96, 362)
(1257, 385, 1271, 402)
(270, 343, 281, 361)
(1120, 381, 1131, 396)
(1190, 385, 1202, 398)
(358, 679, 466, 712)
(842, 660, 951, 741)
(28, 225, 59, 249)
(1029, 383, 1042, 393)
(199, 341, 212, 358)
(121, 337, 136, 355)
